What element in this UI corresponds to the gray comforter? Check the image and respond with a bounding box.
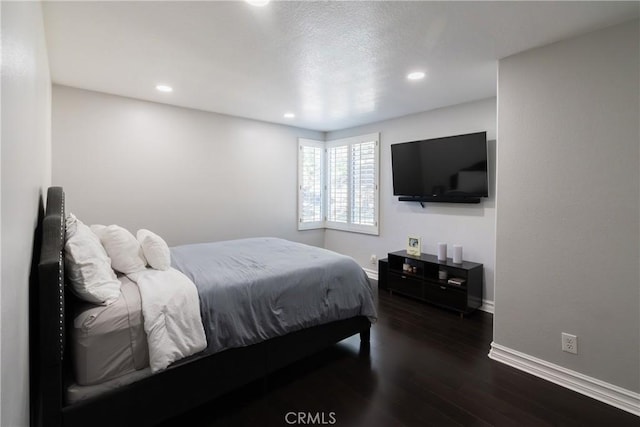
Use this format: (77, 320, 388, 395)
(171, 238, 377, 354)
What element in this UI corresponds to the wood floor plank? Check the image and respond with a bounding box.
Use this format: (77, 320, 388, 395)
(158, 284, 639, 426)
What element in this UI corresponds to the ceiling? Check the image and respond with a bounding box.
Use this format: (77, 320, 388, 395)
(43, 1, 639, 132)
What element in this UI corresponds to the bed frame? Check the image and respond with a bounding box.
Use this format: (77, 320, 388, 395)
(31, 187, 371, 427)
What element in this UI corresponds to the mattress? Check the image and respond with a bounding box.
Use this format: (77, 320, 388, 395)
(72, 276, 149, 385)
(171, 237, 378, 354)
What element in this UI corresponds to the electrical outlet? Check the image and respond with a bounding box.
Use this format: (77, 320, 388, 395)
(562, 333, 578, 354)
(370, 254, 377, 265)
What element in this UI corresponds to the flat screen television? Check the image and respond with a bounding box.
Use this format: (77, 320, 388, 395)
(391, 131, 488, 203)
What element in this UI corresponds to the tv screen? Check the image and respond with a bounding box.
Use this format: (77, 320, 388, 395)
(391, 131, 488, 201)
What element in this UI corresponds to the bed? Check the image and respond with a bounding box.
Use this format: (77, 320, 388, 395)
(31, 186, 375, 427)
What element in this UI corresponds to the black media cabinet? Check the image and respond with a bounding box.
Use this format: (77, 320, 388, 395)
(378, 258, 389, 291)
(386, 250, 483, 316)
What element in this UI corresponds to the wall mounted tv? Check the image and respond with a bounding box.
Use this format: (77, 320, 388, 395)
(391, 131, 488, 204)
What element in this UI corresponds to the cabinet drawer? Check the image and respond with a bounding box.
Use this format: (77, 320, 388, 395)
(424, 283, 466, 310)
(389, 273, 423, 299)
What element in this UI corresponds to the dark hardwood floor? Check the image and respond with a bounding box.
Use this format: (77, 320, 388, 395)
(159, 283, 638, 426)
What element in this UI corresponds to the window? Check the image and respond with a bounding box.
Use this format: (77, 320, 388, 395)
(298, 133, 379, 235)
(327, 145, 349, 223)
(298, 139, 324, 230)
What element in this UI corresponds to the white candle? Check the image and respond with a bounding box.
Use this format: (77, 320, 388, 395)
(453, 245, 463, 264)
(437, 242, 447, 261)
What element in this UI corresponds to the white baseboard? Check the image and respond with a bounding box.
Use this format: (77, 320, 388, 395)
(489, 342, 640, 416)
(480, 299, 494, 314)
(363, 268, 378, 281)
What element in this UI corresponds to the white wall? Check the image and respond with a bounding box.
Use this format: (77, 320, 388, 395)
(494, 20, 639, 393)
(52, 85, 325, 248)
(1, 2, 52, 426)
(52, 87, 497, 305)
(325, 98, 497, 303)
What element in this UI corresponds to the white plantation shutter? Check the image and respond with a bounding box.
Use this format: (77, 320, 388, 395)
(326, 134, 379, 235)
(297, 134, 379, 235)
(351, 141, 376, 226)
(327, 145, 349, 223)
(298, 139, 324, 230)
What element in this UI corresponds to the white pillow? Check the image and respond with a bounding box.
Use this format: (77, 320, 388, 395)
(90, 224, 106, 236)
(137, 229, 171, 271)
(65, 214, 121, 305)
(92, 225, 147, 274)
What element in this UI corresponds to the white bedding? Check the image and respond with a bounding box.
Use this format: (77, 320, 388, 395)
(128, 268, 207, 372)
(71, 275, 148, 385)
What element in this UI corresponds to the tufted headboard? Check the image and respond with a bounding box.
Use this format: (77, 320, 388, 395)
(32, 186, 66, 427)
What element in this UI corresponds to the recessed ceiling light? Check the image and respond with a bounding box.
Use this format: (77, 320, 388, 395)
(407, 71, 426, 81)
(156, 85, 173, 92)
(284, 112, 295, 119)
(246, 0, 270, 6)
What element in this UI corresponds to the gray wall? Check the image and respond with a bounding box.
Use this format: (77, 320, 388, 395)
(1, 2, 52, 426)
(494, 20, 639, 392)
(53, 90, 497, 306)
(326, 98, 497, 304)
(52, 85, 325, 248)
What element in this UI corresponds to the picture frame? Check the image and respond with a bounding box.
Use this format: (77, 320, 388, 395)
(407, 236, 421, 256)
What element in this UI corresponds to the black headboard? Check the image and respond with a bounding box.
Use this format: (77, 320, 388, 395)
(32, 186, 66, 427)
